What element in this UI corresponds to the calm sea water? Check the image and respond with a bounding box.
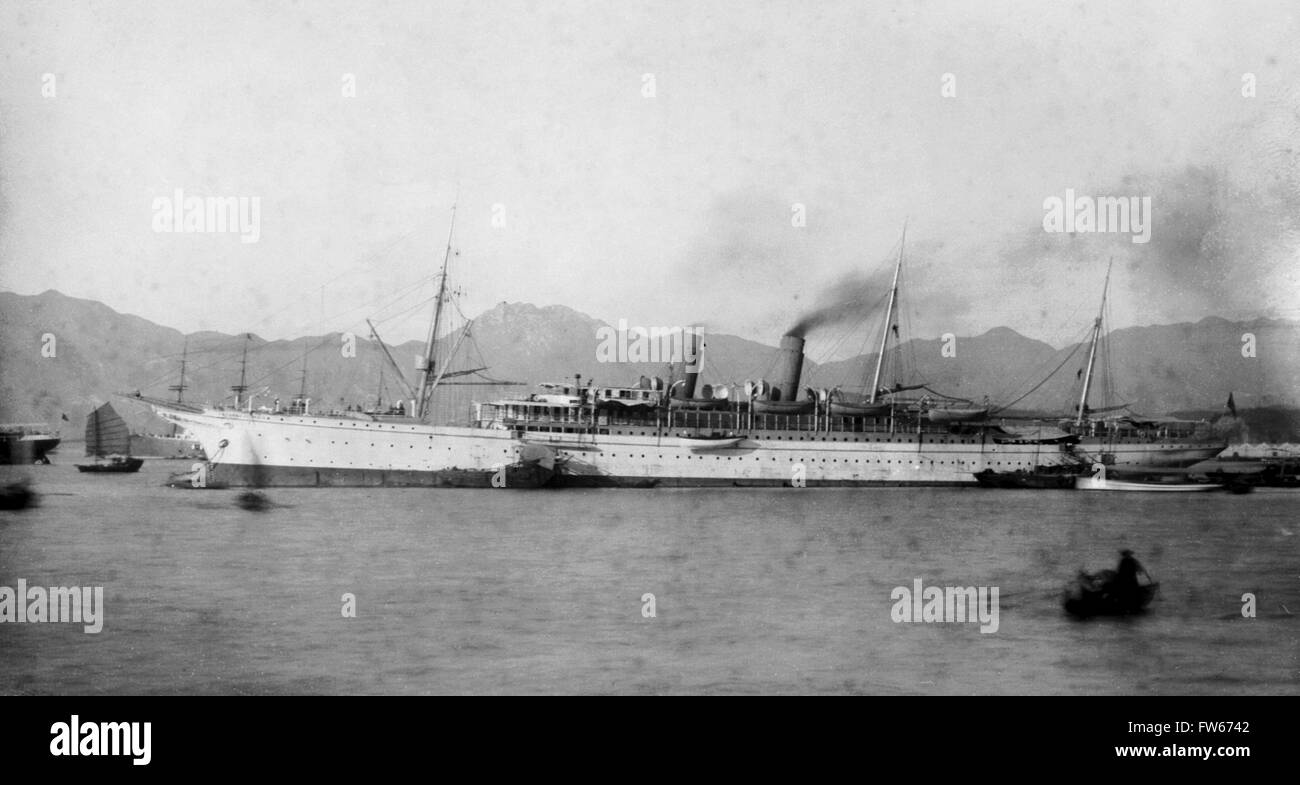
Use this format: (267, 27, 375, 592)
(2, 460, 1297, 695)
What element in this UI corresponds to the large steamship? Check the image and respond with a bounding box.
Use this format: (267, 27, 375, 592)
(134, 218, 1224, 488)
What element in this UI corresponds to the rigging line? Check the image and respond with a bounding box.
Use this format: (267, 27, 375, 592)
(142, 313, 423, 395)
(990, 321, 1094, 405)
(896, 259, 914, 380)
(151, 337, 276, 360)
(132, 352, 215, 390)
(239, 334, 342, 393)
(239, 228, 425, 335)
(989, 340, 1086, 414)
(136, 346, 269, 394)
(827, 287, 890, 366)
(1104, 294, 1117, 408)
(811, 313, 883, 389)
(857, 291, 895, 390)
(848, 303, 881, 380)
(803, 321, 859, 386)
(282, 273, 439, 339)
(700, 352, 735, 388)
(918, 385, 973, 403)
(245, 255, 438, 343)
(363, 269, 442, 316)
(1047, 298, 1087, 348)
(369, 292, 440, 334)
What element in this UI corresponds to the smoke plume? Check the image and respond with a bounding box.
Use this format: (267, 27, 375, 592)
(785, 266, 894, 338)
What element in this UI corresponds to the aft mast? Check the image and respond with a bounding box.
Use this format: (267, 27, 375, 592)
(169, 338, 189, 402)
(291, 350, 309, 413)
(416, 206, 457, 420)
(1075, 258, 1113, 428)
(231, 334, 251, 409)
(869, 224, 906, 404)
(167, 338, 190, 436)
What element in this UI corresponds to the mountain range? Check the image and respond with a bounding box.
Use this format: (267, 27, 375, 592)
(1, 289, 1296, 442)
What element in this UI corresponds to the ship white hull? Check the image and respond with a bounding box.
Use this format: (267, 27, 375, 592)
(1071, 442, 1223, 469)
(149, 404, 1224, 488)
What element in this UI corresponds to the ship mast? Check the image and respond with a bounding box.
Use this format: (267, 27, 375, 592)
(1075, 258, 1113, 428)
(869, 224, 906, 404)
(169, 338, 189, 402)
(416, 206, 457, 420)
(296, 352, 309, 404)
(231, 334, 251, 409)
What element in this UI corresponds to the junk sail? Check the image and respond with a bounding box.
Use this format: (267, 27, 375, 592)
(77, 403, 143, 473)
(85, 403, 131, 457)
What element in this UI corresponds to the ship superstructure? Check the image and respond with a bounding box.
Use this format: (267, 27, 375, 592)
(134, 218, 1223, 488)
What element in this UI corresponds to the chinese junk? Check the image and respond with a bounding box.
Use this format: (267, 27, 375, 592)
(76, 403, 144, 473)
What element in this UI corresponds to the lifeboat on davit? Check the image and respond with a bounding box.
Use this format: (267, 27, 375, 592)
(926, 406, 989, 423)
(677, 432, 746, 450)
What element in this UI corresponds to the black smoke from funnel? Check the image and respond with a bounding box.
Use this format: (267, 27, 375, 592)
(786, 267, 893, 339)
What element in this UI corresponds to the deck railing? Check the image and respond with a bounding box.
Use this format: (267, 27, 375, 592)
(472, 402, 976, 436)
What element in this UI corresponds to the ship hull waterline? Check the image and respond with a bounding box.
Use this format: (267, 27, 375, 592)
(146, 403, 1225, 489)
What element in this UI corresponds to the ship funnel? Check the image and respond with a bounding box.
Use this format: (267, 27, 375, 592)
(775, 335, 805, 402)
(681, 329, 702, 399)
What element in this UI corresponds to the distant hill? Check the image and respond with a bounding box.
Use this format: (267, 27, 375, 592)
(1, 290, 1297, 439)
(813, 317, 1300, 416)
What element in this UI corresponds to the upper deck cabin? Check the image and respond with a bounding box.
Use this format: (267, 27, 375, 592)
(472, 382, 1002, 438)
(1059, 411, 1215, 442)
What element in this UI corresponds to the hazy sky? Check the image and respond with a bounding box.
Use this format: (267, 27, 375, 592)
(2, 0, 1297, 361)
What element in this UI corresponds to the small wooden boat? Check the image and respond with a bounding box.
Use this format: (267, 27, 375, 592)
(973, 466, 1079, 489)
(0, 480, 37, 510)
(76, 455, 144, 473)
(1074, 464, 1219, 491)
(435, 443, 558, 488)
(75, 403, 144, 474)
(236, 490, 271, 511)
(1063, 569, 1159, 618)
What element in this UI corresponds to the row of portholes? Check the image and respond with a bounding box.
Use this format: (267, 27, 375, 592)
(258, 436, 1028, 469)
(273, 418, 422, 432)
(574, 454, 1032, 466)
(602, 430, 980, 445)
(258, 434, 462, 453)
(268, 451, 1029, 468)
